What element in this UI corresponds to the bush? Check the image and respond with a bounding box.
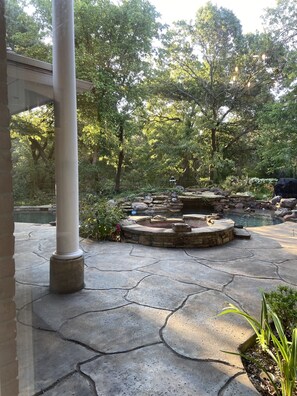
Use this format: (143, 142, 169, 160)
(79, 196, 126, 240)
(220, 292, 297, 396)
(222, 176, 277, 199)
(264, 285, 297, 338)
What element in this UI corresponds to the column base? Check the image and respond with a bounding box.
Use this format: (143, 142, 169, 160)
(50, 255, 84, 294)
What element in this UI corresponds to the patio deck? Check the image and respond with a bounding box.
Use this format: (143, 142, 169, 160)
(15, 222, 297, 395)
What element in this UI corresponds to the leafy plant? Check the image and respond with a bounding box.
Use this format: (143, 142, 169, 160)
(265, 286, 297, 338)
(219, 295, 271, 352)
(222, 176, 277, 199)
(267, 312, 297, 396)
(219, 293, 297, 396)
(79, 197, 126, 240)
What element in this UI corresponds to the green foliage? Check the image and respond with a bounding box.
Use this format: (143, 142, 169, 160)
(5, 0, 51, 61)
(8, 0, 297, 199)
(265, 286, 297, 337)
(79, 197, 126, 240)
(256, 97, 297, 178)
(222, 176, 277, 199)
(264, 0, 297, 52)
(268, 314, 297, 396)
(220, 292, 297, 396)
(219, 295, 272, 352)
(79, 161, 116, 196)
(74, 0, 160, 192)
(153, 2, 280, 182)
(11, 108, 55, 203)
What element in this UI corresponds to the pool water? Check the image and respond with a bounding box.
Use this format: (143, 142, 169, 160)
(16, 209, 281, 227)
(224, 212, 282, 228)
(131, 209, 282, 228)
(14, 211, 55, 224)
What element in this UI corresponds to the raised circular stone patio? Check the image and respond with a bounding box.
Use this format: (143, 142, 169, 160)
(120, 214, 235, 248)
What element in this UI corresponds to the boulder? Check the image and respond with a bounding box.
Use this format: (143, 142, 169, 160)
(132, 202, 148, 211)
(280, 198, 297, 209)
(275, 208, 291, 217)
(143, 195, 153, 204)
(283, 211, 297, 222)
(271, 195, 282, 205)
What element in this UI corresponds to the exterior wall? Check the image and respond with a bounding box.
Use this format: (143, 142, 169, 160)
(0, 0, 19, 395)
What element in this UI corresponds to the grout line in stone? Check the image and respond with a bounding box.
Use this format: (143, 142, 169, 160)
(217, 370, 247, 396)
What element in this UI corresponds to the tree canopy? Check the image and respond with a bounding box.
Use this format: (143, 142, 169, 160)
(6, 0, 297, 201)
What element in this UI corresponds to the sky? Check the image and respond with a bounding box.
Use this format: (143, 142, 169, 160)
(149, 0, 277, 33)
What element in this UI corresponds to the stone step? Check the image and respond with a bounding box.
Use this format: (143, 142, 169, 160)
(233, 228, 251, 239)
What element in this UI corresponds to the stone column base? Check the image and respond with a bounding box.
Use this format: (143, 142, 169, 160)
(50, 255, 84, 293)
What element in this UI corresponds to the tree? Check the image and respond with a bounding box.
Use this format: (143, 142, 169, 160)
(5, 0, 51, 61)
(256, 95, 297, 178)
(254, 0, 297, 178)
(264, 0, 297, 51)
(153, 2, 282, 182)
(10, 107, 55, 201)
(74, 0, 160, 192)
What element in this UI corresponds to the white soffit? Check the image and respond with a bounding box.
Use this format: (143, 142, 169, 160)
(7, 51, 93, 115)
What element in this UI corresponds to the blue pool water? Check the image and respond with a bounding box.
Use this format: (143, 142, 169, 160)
(131, 209, 282, 228)
(14, 211, 55, 224)
(15, 209, 281, 227)
(223, 211, 282, 228)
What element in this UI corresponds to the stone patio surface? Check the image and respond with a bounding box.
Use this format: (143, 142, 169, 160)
(15, 222, 297, 396)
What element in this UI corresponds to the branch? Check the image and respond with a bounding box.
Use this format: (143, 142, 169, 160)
(223, 128, 254, 151)
(152, 115, 182, 123)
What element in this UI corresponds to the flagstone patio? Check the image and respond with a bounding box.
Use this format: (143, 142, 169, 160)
(15, 221, 297, 395)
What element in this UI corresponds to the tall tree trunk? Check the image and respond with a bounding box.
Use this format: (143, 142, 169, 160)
(179, 157, 196, 187)
(114, 124, 124, 193)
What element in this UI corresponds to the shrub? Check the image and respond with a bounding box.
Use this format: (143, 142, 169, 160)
(264, 286, 297, 338)
(222, 176, 277, 199)
(79, 197, 126, 240)
(220, 292, 297, 396)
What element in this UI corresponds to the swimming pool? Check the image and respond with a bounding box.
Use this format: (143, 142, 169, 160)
(130, 209, 282, 228)
(14, 210, 55, 224)
(223, 211, 282, 227)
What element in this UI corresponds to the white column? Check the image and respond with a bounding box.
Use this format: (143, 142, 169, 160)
(50, 0, 84, 293)
(52, 0, 82, 259)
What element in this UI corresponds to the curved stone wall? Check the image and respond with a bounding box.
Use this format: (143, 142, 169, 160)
(121, 215, 235, 248)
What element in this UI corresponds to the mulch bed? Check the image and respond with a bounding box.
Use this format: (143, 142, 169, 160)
(243, 343, 297, 395)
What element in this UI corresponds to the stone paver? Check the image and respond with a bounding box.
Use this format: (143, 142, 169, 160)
(162, 290, 251, 367)
(131, 244, 191, 260)
(17, 322, 96, 396)
(224, 276, 287, 318)
(245, 248, 296, 263)
(84, 253, 158, 271)
(84, 267, 150, 289)
(126, 274, 204, 310)
(276, 259, 297, 285)
(18, 289, 128, 331)
(15, 283, 49, 310)
(14, 222, 297, 395)
(15, 261, 49, 286)
(59, 304, 168, 353)
(205, 257, 279, 278)
(41, 372, 96, 396)
(185, 245, 254, 261)
(141, 259, 233, 290)
(80, 344, 258, 396)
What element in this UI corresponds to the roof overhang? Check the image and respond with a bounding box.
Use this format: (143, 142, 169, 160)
(7, 51, 93, 115)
